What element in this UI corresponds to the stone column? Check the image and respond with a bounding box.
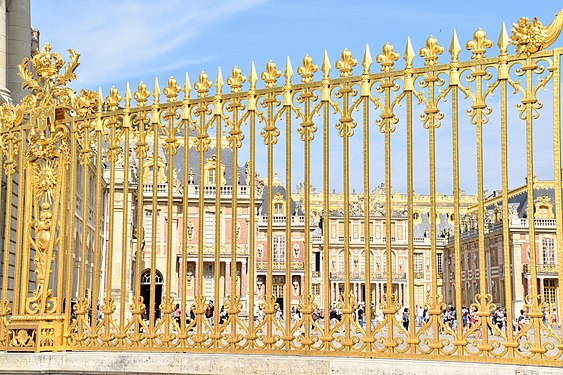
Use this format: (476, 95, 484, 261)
(7, 0, 30, 104)
(0, 0, 8, 102)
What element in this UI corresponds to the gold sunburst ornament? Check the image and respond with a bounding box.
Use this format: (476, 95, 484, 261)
(33, 160, 57, 204)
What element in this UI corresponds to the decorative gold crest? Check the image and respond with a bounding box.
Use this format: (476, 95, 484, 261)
(511, 10, 563, 56)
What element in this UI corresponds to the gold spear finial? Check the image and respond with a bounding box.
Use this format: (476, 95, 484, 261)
(216, 67, 224, 94)
(249, 62, 258, 90)
(284, 56, 294, 84)
(97, 87, 103, 112)
(449, 29, 462, 62)
(498, 22, 510, 56)
(321, 50, 331, 79)
(362, 44, 373, 74)
(124, 82, 132, 107)
(404, 37, 415, 69)
(183, 72, 192, 99)
(153, 77, 160, 103)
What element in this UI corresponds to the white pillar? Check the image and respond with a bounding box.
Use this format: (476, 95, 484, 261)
(0, 0, 8, 101)
(7, 0, 30, 104)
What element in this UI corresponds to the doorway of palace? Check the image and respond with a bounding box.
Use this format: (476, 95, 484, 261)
(140, 269, 163, 320)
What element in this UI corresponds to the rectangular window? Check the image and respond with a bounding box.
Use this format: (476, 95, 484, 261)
(414, 253, 423, 275)
(544, 279, 557, 305)
(543, 238, 555, 265)
(273, 235, 285, 262)
(205, 211, 215, 246)
(207, 168, 216, 185)
(437, 253, 443, 274)
(144, 210, 160, 243)
(312, 283, 321, 296)
(144, 210, 152, 241)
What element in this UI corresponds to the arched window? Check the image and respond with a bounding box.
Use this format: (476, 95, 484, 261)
(140, 269, 163, 284)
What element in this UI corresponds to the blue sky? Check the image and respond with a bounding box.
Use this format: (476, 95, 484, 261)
(31, 1, 563, 195)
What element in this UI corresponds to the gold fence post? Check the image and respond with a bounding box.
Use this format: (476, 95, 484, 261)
(4, 44, 80, 352)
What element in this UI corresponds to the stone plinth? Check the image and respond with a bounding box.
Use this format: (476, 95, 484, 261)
(0, 352, 560, 375)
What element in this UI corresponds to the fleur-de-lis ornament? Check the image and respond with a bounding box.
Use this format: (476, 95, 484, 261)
(335, 48, 357, 78)
(227, 66, 246, 94)
(376, 42, 399, 72)
(466, 28, 492, 60)
(163, 76, 181, 102)
(105, 86, 122, 111)
(261, 60, 281, 89)
(194, 71, 212, 98)
(297, 54, 318, 84)
(134, 81, 150, 106)
(419, 36, 444, 66)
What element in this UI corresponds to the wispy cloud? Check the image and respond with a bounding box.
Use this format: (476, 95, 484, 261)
(32, 0, 267, 87)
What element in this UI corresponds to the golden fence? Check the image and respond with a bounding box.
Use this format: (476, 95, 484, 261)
(0, 10, 563, 367)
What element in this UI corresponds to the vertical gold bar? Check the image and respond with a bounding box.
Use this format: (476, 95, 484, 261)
(303, 88, 313, 348)
(213, 99, 222, 344)
(78, 120, 92, 337)
(342, 93, 352, 350)
(362, 93, 372, 345)
(265, 95, 275, 348)
(196, 102, 206, 345)
(428, 91, 440, 351)
(90, 122, 104, 339)
(524, 57, 542, 352)
(13, 129, 26, 315)
(384, 125, 394, 349)
(20, 142, 33, 315)
(164, 103, 176, 346)
(149, 88, 160, 340)
(132, 102, 148, 341)
(56, 128, 70, 314)
(229, 99, 241, 347)
(64, 119, 78, 337)
(500, 57, 515, 353)
(321, 99, 331, 348)
(553, 50, 563, 354)
(180, 97, 190, 344)
(119, 125, 131, 338)
(474, 65, 491, 352)
(247, 102, 256, 347)
(406, 84, 416, 350)
(451, 82, 464, 349)
(1, 134, 15, 314)
(103, 112, 118, 338)
(118, 89, 131, 338)
(284, 102, 292, 348)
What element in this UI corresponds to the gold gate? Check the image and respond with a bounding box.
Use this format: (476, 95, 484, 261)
(0, 10, 563, 366)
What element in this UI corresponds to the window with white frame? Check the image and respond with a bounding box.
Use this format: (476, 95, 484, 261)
(205, 211, 215, 246)
(543, 238, 555, 265)
(414, 253, 423, 275)
(437, 253, 443, 274)
(144, 209, 160, 243)
(273, 235, 285, 262)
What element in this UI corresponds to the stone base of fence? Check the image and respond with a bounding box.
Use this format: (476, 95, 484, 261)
(0, 352, 560, 375)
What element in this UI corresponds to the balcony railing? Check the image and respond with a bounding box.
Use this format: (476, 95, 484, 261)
(522, 263, 558, 275)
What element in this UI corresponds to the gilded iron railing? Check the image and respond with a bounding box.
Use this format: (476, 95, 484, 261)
(0, 10, 562, 367)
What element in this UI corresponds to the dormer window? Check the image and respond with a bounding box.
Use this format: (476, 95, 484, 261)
(207, 168, 216, 185)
